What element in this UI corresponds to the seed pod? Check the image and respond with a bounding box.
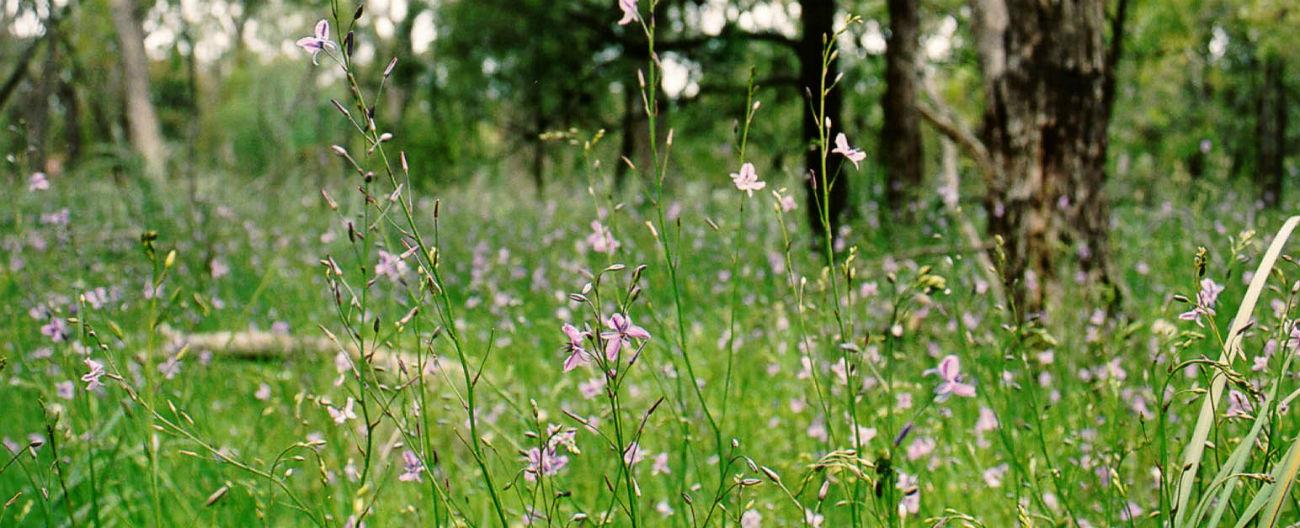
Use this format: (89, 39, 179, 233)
(205, 485, 229, 507)
(320, 189, 338, 210)
(331, 99, 350, 118)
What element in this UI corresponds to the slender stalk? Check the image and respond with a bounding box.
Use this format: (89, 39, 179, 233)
(635, 0, 727, 493)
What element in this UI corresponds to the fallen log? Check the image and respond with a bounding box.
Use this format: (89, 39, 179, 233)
(158, 325, 458, 378)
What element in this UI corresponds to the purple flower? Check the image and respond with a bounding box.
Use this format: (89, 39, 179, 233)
(831, 133, 866, 169)
(561, 323, 590, 372)
(1179, 279, 1224, 326)
(601, 313, 650, 361)
(983, 464, 1008, 488)
(41, 317, 69, 342)
(328, 397, 357, 424)
(896, 472, 920, 516)
(55, 381, 74, 400)
(158, 356, 182, 379)
(617, 0, 638, 26)
(398, 449, 425, 482)
(777, 192, 797, 212)
(1286, 321, 1300, 351)
(622, 441, 645, 467)
(906, 437, 935, 461)
(730, 162, 766, 196)
(81, 358, 105, 391)
(524, 446, 569, 481)
(296, 19, 336, 65)
(579, 376, 605, 399)
(928, 355, 975, 400)
(1226, 389, 1253, 418)
(586, 221, 620, 255)
(651, 452, 671, 475)
(210, 259, 230, 279)
(28, 172, 49, 192)
(374, 250, 408, 282)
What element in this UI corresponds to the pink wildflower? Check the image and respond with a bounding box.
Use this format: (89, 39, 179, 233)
(81, 358, 105, 391)
(831, 133, 866, 169)
(730, 162, 766, 196)
(398, 450, 425, 482)
(617, 0, 638, 26)
(561, 323, 590, 372)
(296, 20, 336, 65)
(927, 355, 976, 400)
(601, 313, 650, 361)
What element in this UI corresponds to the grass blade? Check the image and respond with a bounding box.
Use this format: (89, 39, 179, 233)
(1173, 215, 1300, 527)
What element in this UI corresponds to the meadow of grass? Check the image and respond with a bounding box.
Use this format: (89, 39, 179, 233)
(5, 4, 1300, 528)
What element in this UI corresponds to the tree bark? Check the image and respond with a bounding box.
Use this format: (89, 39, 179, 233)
(531, 110, 547, 192)
(1256, 56, 1285, 207)
(1073, 0, 1129, 309)
(0, 38, 41, 114)
(108, 0, 167, 178)
(28, 25, 58, 172)
(800, 0, 848, 239)
(882, 0, 924, 216)
(969, 0, 1114, 315)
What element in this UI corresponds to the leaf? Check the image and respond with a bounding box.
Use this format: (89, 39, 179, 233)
(1173, 215, 1300, 527)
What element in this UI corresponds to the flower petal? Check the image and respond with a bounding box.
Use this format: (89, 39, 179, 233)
(625, 325, 650, 340)
(605, 338, 622, 361)
(938, 355, 960, 381)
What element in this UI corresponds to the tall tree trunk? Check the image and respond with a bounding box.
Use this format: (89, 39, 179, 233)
(59, 73, 83, 166)
(1256, 56, 1285, 207)
(1278, 60, 1289, 202)
(108, 0, 166, 177)
(531, 112, 547, 192)
(1073, 0, 1129, 308)
(970, 0, 1113, 315)
(0, 38, 41, 113)
(27, 25, 57, 172)
(882, 0, 924, 216)
(800, 0, 848, 239)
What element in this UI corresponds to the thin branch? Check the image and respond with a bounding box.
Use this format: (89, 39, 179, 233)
(0, 38, 44, 112)
(1102, 0, 1131, 118)
(915, 100, 996, 183)
(937, 138, 1008, 309)
(656, 27, 800, 52)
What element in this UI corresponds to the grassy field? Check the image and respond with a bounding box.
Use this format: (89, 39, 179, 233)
(3, 156, 1297, 527)
(4, 8, 1300, 527)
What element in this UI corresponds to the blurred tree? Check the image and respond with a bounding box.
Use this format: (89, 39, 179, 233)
(881, 0, 922, 217)
(1255, 54, 1286, 206)
(436, 0, 623, 189)
(109, 0, 167, 177)
(436, 0, 862, 235)
(928, 0, 1128, 314)
(1240, 1, 1297, 207)
(791, 0, 844, 236)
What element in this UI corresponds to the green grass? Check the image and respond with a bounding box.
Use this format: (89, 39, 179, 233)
(2, 162, 1299, 527)
(2, 9, 1297, 525)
